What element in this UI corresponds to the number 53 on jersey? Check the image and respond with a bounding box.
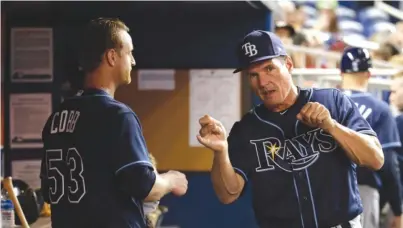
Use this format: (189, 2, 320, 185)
(45, 147, 86, 204)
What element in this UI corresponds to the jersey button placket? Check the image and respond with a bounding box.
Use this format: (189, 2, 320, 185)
(299, 172, 308, 200)
(296, 170, 316, 227)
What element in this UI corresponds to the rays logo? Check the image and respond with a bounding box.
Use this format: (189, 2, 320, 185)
(250, 128, 338, 172)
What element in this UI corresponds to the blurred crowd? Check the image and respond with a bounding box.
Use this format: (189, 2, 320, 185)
(271, 0, 403, 68)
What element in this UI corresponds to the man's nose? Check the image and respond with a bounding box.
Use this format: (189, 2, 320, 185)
(257, 73, 269, 87)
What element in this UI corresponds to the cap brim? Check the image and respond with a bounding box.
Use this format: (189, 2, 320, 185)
(233, 54, 282, 74)
(233, 68, 242, 73)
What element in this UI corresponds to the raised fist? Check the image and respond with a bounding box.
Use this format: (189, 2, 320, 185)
(196, 115, 228, 152)
(164, 170, 188, 196)
(296, 102, 335, 131)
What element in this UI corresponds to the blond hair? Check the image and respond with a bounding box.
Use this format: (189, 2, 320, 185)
(149, 153, 157, 168)
(79, 17, 129, 73)
(389, 54, 403, 67)
(392, 71, 403, 79)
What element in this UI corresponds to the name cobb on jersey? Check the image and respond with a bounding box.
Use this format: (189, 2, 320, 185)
(251, 128, 338, 172)
(50, 110, 81, 134)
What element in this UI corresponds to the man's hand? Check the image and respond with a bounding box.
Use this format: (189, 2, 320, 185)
(161, 171, 188, 197)
(197, 115, 228, 153)
(297, 102, 336, 131)
(390, 216, 402, 228)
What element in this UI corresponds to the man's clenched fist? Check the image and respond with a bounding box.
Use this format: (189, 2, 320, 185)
(197, 115, 228, 153)
(296, 102, 336, 131)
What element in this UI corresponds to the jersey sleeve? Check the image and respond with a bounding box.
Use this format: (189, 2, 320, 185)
(113, 112, 153, 175)
(335, 90, 377, 137)
(396, 115, 403, 158)
(372, 108, 402, 150)
(227, 121, 253, 183)
(377, 148, 402, 216)
(40, 118, 51, 204)
(397, 115, 403, 146)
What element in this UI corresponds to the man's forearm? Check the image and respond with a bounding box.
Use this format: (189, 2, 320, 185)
(144, 174, 172, 202)
(378, 149, 402, 216)
(211, 150, 244, 204)
(327, 121, 384, 170)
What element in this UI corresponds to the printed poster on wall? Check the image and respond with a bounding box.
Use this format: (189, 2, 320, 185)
(10, 93, 52, 149)
(10, 27, 53, 83)
(138, 69, 175, 90)
(189, 69, 241, 147)
(11, 160, 42, 190)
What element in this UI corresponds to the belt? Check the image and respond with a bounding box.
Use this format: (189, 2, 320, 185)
(338, 221, 352, 228)
(330, 222, 351, 228)
(330, 215, 361, 228)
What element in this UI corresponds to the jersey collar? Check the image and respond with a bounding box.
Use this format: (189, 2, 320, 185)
(77, 88, 112, 97)
(256, 87, 311, 117)
(342, 89, 370, 97)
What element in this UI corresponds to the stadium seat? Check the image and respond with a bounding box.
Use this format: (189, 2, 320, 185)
(338, 20, 364, 34)
(336, 6, 356, 20)
(358, 7, 390, 24)
(343, 33, 367, 45)
(365, 20, 396, 38)
(299, 0, 317, 8)
(301, 5, 317, 19)
(304, 18, 316, 29)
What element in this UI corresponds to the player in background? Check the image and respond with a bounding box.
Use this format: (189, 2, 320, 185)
(390, 71, 403, 119)
(40, 18, 188, 228)
(390, 71, 403, 169)
(383, 70, 403, 228)
(339, 47, 402, 228)
(197, 30, 384, 228)
(144, 153, 163, 228)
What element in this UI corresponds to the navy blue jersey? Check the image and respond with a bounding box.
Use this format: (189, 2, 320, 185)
(228, 87, 376, 228)
(343, 90, 401, 188)
(396, 114, 403, 158)
(40, 88, 153, 228)
(396, 115, 403, 189)
(344, 90, 402, 215)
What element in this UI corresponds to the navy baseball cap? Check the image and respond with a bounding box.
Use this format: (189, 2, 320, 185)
(233, 30, 288, 73)
(340, 47, 372, 73)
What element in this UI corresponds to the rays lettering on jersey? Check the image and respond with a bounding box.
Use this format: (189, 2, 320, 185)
(354, 102, 372, 120)
(250, 128, 338, 172)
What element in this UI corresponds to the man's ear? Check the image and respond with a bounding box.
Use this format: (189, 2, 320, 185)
(285, 56, 294, 73)
(365, 71, 371, 79)
(105, 49, 117, 67)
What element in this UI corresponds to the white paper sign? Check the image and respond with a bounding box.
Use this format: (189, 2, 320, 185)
(12, 160, 42, 190)
(10, 28, 53, 83)
(189, 69, 241, 147)
(10, 93, 52, 149)
(138, 69, 175, 90)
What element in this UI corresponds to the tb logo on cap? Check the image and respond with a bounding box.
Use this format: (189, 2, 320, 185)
(242, 42, 258, 57)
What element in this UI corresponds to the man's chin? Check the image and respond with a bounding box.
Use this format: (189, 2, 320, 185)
(122, 77, 132, 85)
(389, 104, 402, 116)
(261, 96, 284, 108)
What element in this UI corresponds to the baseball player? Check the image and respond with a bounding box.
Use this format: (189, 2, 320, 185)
(40, 18, 188, 228)
(144, 153, 164, 228)
(197, 30, 384, 228)
(384, 70, 403, 228)
(339, 47, 402, 228)
(390, 71, 403, 117)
